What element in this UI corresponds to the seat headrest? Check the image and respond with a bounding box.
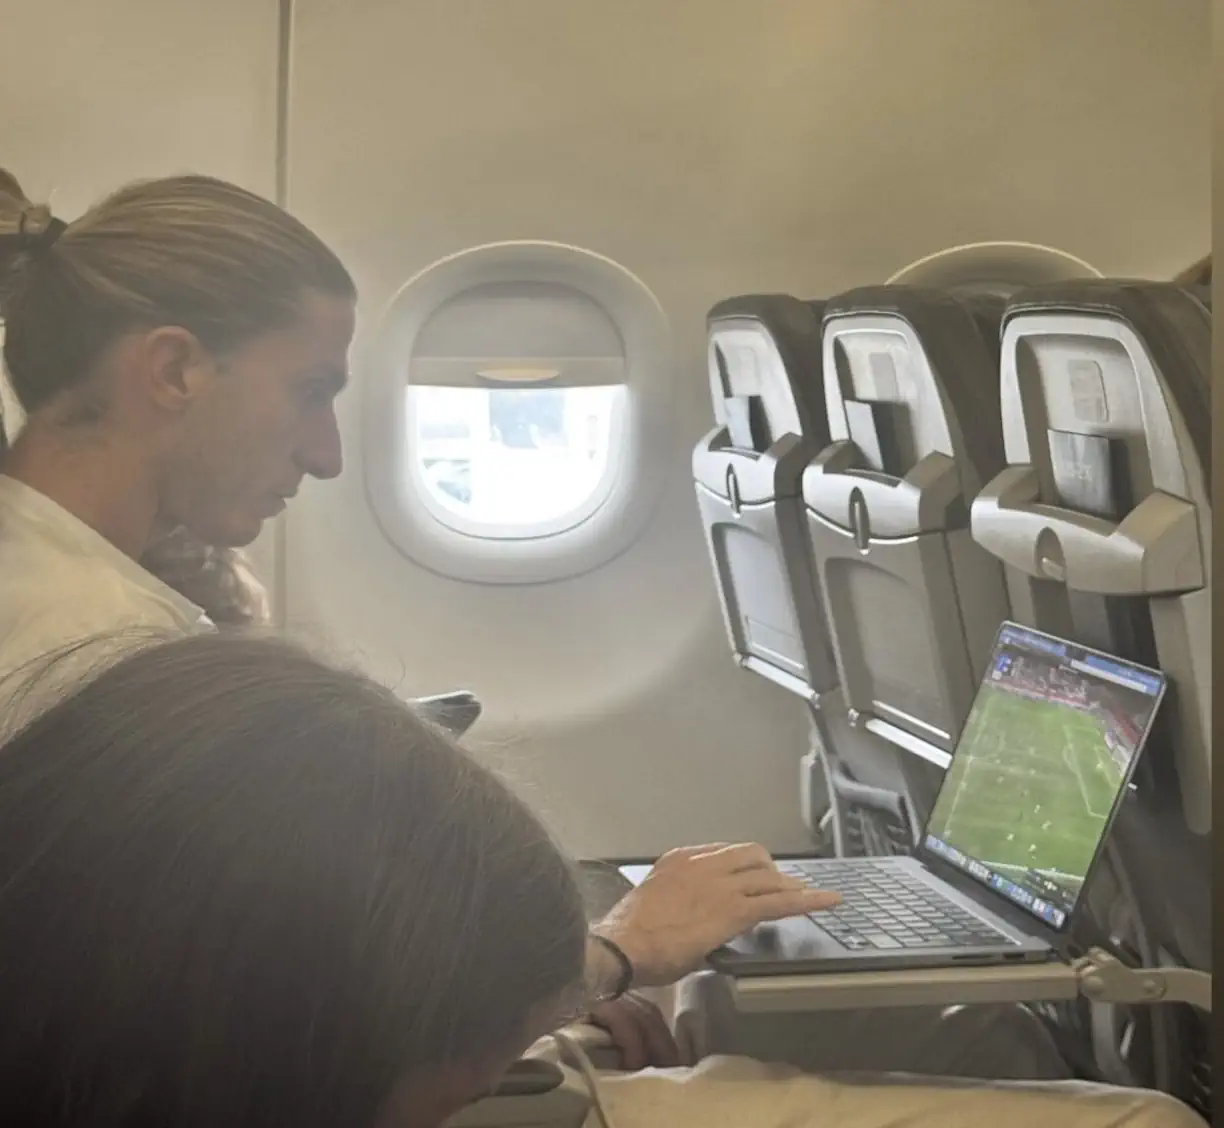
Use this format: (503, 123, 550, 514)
(822, 285, 1006, 486)
(707, 295, 828, 446)
(1004, 280, 1210, 477)
(708, 293, 825, 340)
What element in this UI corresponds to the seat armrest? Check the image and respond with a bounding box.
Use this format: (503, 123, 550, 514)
(448, 1059, 591, 1128)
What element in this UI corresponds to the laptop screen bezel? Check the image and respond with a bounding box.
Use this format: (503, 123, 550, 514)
(912, 620, 1167, 935)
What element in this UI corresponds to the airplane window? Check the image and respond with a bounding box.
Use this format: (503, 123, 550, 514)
(408, 383, 626, 539)
(365, 243, 671, 584)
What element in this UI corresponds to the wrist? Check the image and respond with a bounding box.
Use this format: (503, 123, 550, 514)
(593, 911, 668, 987)
(586, 929, 635, 1002)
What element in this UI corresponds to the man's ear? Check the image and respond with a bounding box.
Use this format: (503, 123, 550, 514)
(141, 327, 215, 412)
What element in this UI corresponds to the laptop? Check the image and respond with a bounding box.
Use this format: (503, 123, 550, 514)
(620, 622, 1166, 975)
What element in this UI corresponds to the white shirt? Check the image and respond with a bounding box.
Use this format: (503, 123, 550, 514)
(0, 476, 210, 722)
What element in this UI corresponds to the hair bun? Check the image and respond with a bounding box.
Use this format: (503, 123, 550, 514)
(0, 169, 57, 317)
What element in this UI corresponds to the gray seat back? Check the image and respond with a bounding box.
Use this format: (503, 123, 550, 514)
(802, 286, 1011, 757)
(969, 280, 1210, 1112)
(693, 296, 838, 699)
(971, 281, 1211, 845)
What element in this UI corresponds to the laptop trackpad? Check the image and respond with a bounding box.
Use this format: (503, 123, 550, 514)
(718, 914, 830, 963)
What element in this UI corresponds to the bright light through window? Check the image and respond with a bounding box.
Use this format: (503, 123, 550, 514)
(408, 384, 625, 538)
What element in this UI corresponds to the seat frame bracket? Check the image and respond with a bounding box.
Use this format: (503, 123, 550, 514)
(727, 947, 1211, 1014)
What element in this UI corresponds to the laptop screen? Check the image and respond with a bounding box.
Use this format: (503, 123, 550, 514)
(922, 623, 1165, 931)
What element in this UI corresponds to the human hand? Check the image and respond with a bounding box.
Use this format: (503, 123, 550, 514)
(588, 993, 683, 1070)
(592, 843, 841, 987)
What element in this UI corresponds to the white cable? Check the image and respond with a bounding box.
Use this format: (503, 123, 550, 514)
(550, 1031, 618, 1128)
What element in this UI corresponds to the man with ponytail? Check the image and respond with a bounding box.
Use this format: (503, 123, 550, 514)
(0, 166, 849, 1067)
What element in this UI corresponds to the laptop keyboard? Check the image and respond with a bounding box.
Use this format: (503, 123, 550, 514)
(779, 861, 1015, 952)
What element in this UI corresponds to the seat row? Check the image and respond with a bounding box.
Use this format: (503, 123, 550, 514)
(691, 280, 1211, 1113)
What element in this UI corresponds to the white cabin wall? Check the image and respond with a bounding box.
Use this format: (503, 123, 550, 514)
(284, 0, 1208, 856)
(0, 1, 279, 212)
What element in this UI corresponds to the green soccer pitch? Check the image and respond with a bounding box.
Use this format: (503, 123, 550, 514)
(926, 684, 1125, 894)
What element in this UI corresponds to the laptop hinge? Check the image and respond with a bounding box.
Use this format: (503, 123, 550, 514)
(915, 846, 1066, 949)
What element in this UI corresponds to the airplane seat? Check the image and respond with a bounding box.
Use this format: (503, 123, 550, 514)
(969, 280, 1210, 1116)
(696, 296, 932, 857)
(414, 689, 483, 737)
(801, 286, 1013, 853)
(447, 1058, 591, 1128)
(695, 296, 845, 847)
(695, 295, 837, 700)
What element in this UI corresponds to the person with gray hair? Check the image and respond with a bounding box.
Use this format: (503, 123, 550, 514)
(0, 632, 590, 1128)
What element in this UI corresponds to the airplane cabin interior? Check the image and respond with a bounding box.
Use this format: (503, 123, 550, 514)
(0, 1, 1214, 1126)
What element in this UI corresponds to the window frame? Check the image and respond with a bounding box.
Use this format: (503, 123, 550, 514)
(362, 242, 673, 585)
